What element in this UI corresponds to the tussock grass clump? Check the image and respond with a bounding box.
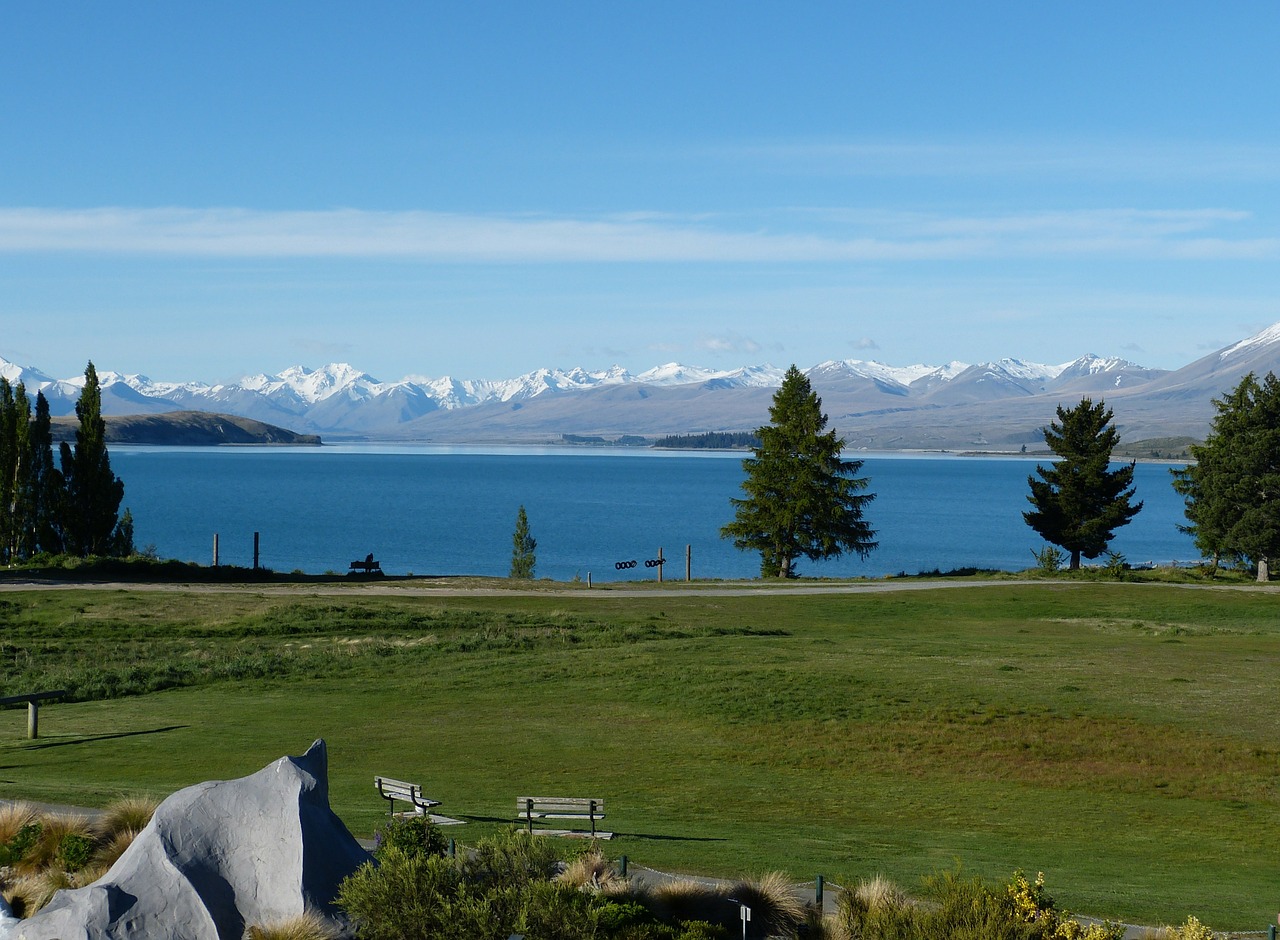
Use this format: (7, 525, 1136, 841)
(642, 878, 727, 925)
(0, 802, 38, 847)
(89, 827, 141, 874)
(0, 799, 157, 916)
(244, 910, 340, 940)
(726, 871, 807, 939)
(638, 874, 808, 938)
(557, 850, 626, 892)
(94, 796, 158, 839)
(6, 868, 76, 917)
(855, 874, 908, 913)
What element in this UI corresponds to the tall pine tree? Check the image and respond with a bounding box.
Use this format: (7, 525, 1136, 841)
(509, 504, 537, 579)
(1171, 371, 1280, 579)
(1024, 397, 1142, 570)
(721, 365, 876, 577)
(60, 362, 127, 556)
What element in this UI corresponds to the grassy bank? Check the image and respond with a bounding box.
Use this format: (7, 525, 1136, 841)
(0, 581, 1276, 928)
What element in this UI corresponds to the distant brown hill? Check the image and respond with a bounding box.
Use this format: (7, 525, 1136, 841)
(51, 411, 322, 446)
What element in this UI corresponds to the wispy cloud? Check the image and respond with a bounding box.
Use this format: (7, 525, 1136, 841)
(700, 333, 763, 355)
(0, 206, 1273, 263)
(851, 337, 879, 350)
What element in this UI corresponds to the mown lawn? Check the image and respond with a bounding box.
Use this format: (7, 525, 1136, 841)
(0, 581, 1277, 929)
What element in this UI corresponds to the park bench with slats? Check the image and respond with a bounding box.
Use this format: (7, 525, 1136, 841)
(516, 796, 606, 837)
(374, 776, 440, 818)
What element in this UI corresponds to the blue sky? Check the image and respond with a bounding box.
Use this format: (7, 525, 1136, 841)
(3, 2, 1279, 384)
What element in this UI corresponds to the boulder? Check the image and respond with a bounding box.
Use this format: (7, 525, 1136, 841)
(16, 739, 370, 940)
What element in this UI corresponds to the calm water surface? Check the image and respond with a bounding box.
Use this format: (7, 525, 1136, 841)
(109, 446, 1198, 582)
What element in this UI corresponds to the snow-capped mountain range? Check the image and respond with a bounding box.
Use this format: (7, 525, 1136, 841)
(6, 321, 1280, 448)
(3, 354, 1144, 422)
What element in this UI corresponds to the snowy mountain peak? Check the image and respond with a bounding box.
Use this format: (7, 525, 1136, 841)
(1058, 354, 1141, 376)
(982, 358, 1062, 382)
(1221, 322, 1280, 361)
(237, 363, 382, 403)
(0, 356, 55, 388)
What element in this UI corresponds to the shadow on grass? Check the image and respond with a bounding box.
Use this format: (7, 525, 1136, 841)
(19, 725, 189, 750)
(618, 832, 728, 843)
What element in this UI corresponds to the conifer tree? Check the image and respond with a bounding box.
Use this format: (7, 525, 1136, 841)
(7, 382, 34, 561)
(509, 504, 537, 579)
(0, 378, 16, 563)
(1172, 371, 1280, 579)
(30, 391, 63, 555)
(721, 365, 877, 577)
(1024, 397, 1142, 570)
(59, 362, 127, 556)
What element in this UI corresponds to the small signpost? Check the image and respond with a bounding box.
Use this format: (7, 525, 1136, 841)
(728, 899, 751, 940)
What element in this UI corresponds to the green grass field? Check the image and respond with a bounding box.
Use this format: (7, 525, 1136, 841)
(0, 580, 1277, 929)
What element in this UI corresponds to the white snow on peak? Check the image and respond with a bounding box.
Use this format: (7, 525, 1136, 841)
(813, 359, 958, 386)
(1220, 321, 1280, 360)
(235, 363, 383, 403)
(1057, 354, 1142, 376)
(931, 360, 971, 380)
(636, 362, 723, 386)
(0, 356, 55, 388)
(637, 362, 783, 388)
(980, 358, 1063, 381)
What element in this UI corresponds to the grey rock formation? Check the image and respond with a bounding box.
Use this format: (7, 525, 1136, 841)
(17, 739, 369, 940)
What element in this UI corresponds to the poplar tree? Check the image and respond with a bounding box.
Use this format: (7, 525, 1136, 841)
(721, 365, 877, 577)
(1172, 371, 1280, 579)
(1024, 397, 1142, 570)
(59, 362, 127, 556)
(509, 504, 537, 579)
(0, 378, 17, 563)
(6, 382, 34, 561)
(30, 391, 63, 555)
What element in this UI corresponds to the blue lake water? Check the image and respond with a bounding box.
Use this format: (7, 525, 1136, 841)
(108, 445, 1199, 581)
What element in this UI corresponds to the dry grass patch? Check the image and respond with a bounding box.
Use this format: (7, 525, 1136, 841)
(4, 868, 75, 917)
(0, 802, 38, 847)
(244, 910, 340, 940)
(94, 796, 158, 840)
(557, 850, 626, 891)
(854, 874, 908, 913)
(638, 873, 809, 938)
(89, 827, 140, 874)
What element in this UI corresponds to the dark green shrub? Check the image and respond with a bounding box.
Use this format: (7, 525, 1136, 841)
(515, 880, 601, 940)
(6, 822, 43, 862)
(336, 848, 465, 940)
(374, 814, 448, 861)
(463, 828, 562, 889)
(56, 832, 94, 872)
(595, 900, 654, 932)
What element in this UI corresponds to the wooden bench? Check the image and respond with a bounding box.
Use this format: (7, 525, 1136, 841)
(350, 556, 382, 574)
(516, 796, 606, 837)
(375, 776, 440, 818)
(0, 690, 68, 740)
